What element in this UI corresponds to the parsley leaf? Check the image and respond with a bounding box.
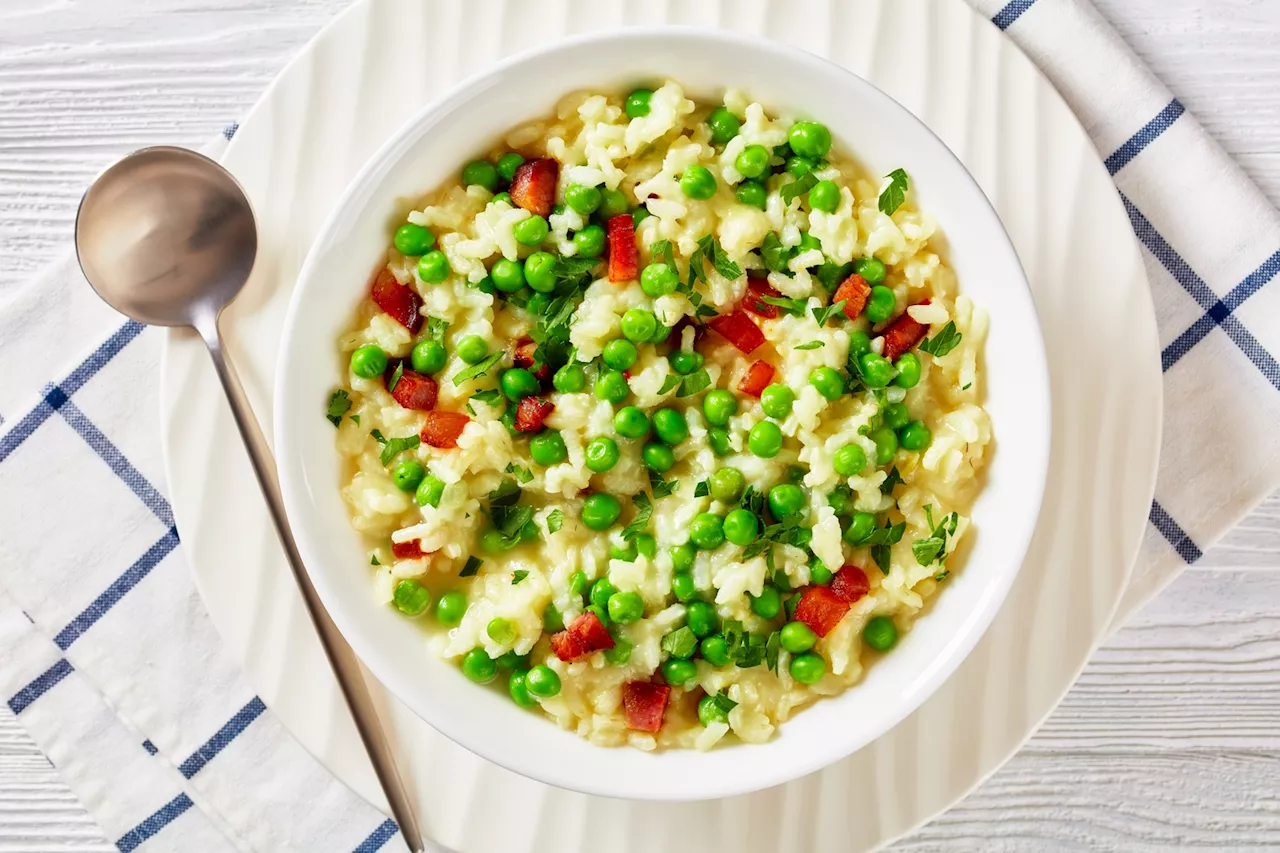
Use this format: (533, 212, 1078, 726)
(504, 462, 533, 484)
(677, 368, 711, 397)
(554, 255, 602, 290)
(350, 414, 360, 425)
(649, 239, 676, 272)
(934, 569, 951, 582)
(761, 294, 806, 317)
(920, 320, 963, 358)
(880, 466, 904, 495)
(623, 492, 653, 541)
(661, 627, 698, 659)
(452, 351, 503, 386)
(546, 509, 563, 533)
(658, 374, 682, 395)
(878, 168, 909, 216)
(765, 631, 781, 673)
(470, 388, 502, 409)
(794, 340, 825, 350)
(460, 556, 482, 577)
(735, 633, 767, 667)
(812, 299, 848, 326)
(424, 316, 449, 342)
(711, 691, 739, 714)
(962, 382, 973, 391)
(488, 477, 522, 507)
(370, 429, 387, 445)
(761, 233, 794, 273)
(512, 570, 529, 585)
(370, 554, 380, 566)
(648, 469, 678, 499)
(491, 505, 534, 547)
(913, 504, 960, 567)
(326, 389, 352, 427)
(686, 235, 742, 290)
(694, 303, 718, 318)
(739, 486, 766, 517)
(386, 361, 404, 393)
(694, 480, 710, 498)
(379, 434, 420, 466)
(706, 237, 742, 281)
(781, 172, 819, 204)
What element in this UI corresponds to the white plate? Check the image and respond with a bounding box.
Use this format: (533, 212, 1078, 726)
(160, 0, 1161, 849)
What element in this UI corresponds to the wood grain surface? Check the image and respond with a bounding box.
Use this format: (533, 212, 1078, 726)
(1, 0, 1277, 849)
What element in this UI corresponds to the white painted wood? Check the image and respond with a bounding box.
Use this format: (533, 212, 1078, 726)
(1, 0, 1277, 848)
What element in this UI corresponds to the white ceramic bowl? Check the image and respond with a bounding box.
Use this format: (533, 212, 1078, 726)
(274, 27, 1050, 802)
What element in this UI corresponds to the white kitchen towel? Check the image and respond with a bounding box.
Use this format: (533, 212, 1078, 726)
(1, 0, 1278, 850)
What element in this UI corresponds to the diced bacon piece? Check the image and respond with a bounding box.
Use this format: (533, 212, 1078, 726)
(511, 337, 551, 381)
(621, 681, 671, 733)
(391, 540, 430, 560)
(419, 411, 470, 449)
(509, 158, 559, 217)
(514, 396, 555, 433)
(738, 360, 775, 398)
(370, 268, 423, 333)
(707, 309, 766, 355)
(794, 586, 851, 638)
(742, 274, 781, 319)
(607, 214, 639, 282)
(389, 369, 438, 411)
(551, 611, 615, 662)
(833, 273, 871, 321)
(830, 565, 870, 604)
(881, 300, 931, 362)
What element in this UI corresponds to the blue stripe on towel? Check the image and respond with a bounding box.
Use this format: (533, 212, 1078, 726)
(992, 0, 1039, 30)
(8, 659, 74, 715)
(178, 697, 267, 779)
(352, 818, 400, 853)
(115, 793, 194, 853)
(1149, 501, 1202, 564)
(1106, 99, 1185, 175)
(57, 400, 174, 527)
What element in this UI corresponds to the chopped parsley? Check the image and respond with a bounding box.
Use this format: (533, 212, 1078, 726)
(622, 492, 653, 541)
(710, 691, 739, 714)
(648, 469, 679, 499)
(379, 434, 420, 466)
(860, 520, 906, 574)
(459, 556, 482, 577)
(934, 569, 951, 582)
(546, 509, 564, 533)
(765, 631, 781, 673)
(661, 626, 698, 659)
(511, 570, 529, 585)
(694, 479, 710, 498)
(723, 620, 744, 657)
(676, 368, 711, 397)
(811, 299, 848, 326)
(470, 388, 502, 410)
(350, 414, 360, 426)
(760, 294, 807, 317)
(760, 233, 793, 273)
(878, 168, 909, 216)
(781, 172, 818, 204)
(424, 316, 449, 342)
(504, 462, 533, 484)
(658, 374, 682, 395)
(687, 234, 742, 285)
(370, 429, 387, 445)
(880, 466, 904, 495)
(485, 477, 536, 548)
(386, 361, 404, 393)
(325, 389, 352, 427)
(487, 477, 521, 507)
(920, 320, 963, 358)
(370, 554, 380, 566)
(912, 504, 959, 567)
(452, 351, 503, 386)
(794, 340, 825, 351)
(962, 382, 973, 391)
(649, 239, 676, 272)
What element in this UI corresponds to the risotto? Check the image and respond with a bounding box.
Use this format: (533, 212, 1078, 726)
(327, 81, 991, 750)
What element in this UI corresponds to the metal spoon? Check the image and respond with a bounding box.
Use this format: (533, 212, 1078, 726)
(75, 145, 429, 853)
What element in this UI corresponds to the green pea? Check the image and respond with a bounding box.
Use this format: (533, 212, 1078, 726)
(611, 541, 638, 562)
(789, 652, 826, 684)
(530, 430, 568, 466)
(722, 508, 759, 547)
(487, 617, 516, 646)
(414, 474, 445, 508)
(456, 335, 488, 365)
(883, 402, 910, 430)
(640, 262, 679, 297)
(703, 390, 738, 426)
(809, 367, 845, 401)
(786, 156, 816, 177)
(669, 349, 704, 375)
(491, 192, 512, 207)
(859, 352, 897, 388)
(522, 251, 557, 293)
(607, 591, 645, 624)
(671, 572, 697, 603)
(855, 256, 887, 285)
(581, 493, 622, 531)
(602, 339, 638, 371)
(709, 467, 745, 503)
(409, 339, 445, 375)
(525, 664, 562, 697)
(573, 224, 606, 258)
(810, 560, 834, 586)
(461, 160, 499, 191)
(520, 521, 540, 544)
(834, 443, 867, 477)
(480, 527, 516, 554)
(542, 602, 564, 632)
(513, 215, 549, 247)
(553, 363, 586, 393)
(599, 187, 629, 219)
(649, 324, 670, 344)
(636, 533, 657, 559)
(894, 353, 922, 389)
(848, 331, 872, 357)
(808, 180, 840, 213)
(501, 368, 539, 402)
(779, 621, 816, 653)
(613, 406, 650, 439)
(392, 579, 431, 616)
(589, 578, 617, 611)
(632, 206, 652, 227)
(461, 648, 497, 683)
(435, 590, 466, 626)
(604, 640, 634, 665)
(866, 286, 896, 323)
(695, 695, 729, 728)
(708, 428, 733, 457)
(585, 436, 620, 473)
(843, 511, 877, 545)
(595, 370, 629, 404)
(768, 484, 805, 519)
(495, 649, 529, 670)
(870, 426, 899, 465)
(900, 421, 932, 451)
(474, 275, 495, 294)
(661, 658, 698, 687)
(393, 223, 435, 256)
(565, 183, 602, 216)
(417, 251, 450, 284)
(700, 635, 731, 667)
(625, 88, 653, 118)
(642, 442, 676, 472)
(827, 487, 851, 516)
(569, 570, 590, 599)
(735, 144, 770, 179)
(689, 512, 725, 550)
(670, 543, 696, 573)
(788, 120, 832, 158)
(748, 420, 784, 458)
(707, 106, 741, 145)
(350, 345, 387, 379)
(749, 585, 781, 619)
(652, 408, 689, 445)
(497, 152, 525, 182)
(798, 232, 822, 254)
(736, 180, 767, 210)
(585, 604, 610, 627)
(863, 615, 898, 651)
(680, 165, 717, 200)
(760, 384, 794, 419)
(392, 459, 426, 492)
(508, 670, 537, 707)
(488, 258, 523, 292)
(621, 309, 658, 343)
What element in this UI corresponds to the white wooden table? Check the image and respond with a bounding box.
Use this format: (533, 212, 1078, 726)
(2, 0, 1278, 848)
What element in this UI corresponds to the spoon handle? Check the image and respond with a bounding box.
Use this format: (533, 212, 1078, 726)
(196, 316, 431, 853)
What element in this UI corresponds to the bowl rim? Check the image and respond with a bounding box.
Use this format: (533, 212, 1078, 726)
(274, 24, 1051, 801)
